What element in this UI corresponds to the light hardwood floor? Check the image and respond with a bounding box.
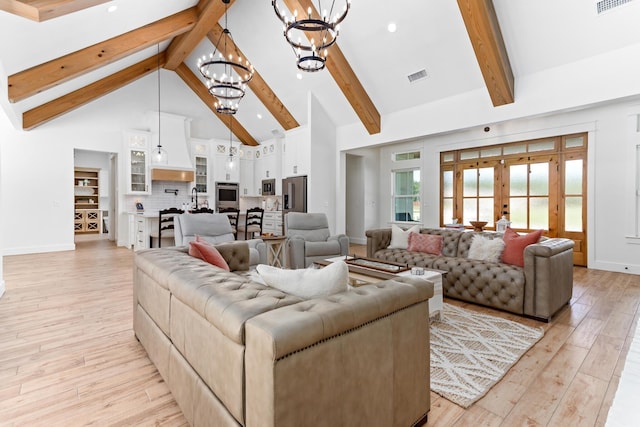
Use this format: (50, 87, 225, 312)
(1, 240, 639, 426)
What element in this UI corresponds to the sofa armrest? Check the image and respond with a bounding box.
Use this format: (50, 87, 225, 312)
(328, 234, 350, 256)
(366, 228, 392, 257)
(244, 277, 433, 427)
(523, 238, 575, 320)
(246, 238, 267, 265)
(286, 236, 306, 269)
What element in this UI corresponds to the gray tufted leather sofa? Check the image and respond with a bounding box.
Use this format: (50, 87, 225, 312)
(133, 246, 434, 426)
(366, 228, 574, 321)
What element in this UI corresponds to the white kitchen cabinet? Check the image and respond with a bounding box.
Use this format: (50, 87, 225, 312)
(213, 142, 240, 183)
(282, 127, 310, 177)
(253, 140, 282, 194)
(124, 130, 151, 194)
(262, 211, 283, 236)
(128, 213, 150, 251)
(191, 139, 210, 195)
(240, 148, 255, 196)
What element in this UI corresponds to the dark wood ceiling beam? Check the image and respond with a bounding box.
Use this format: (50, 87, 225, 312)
(7, 7, 198, 103)
(164, 0, 233, 71)
(175, 62, 258, 146)
(22, 54, 164, 130)
(457, 0, 514, 106)
(207, 24, 300, 130)
(0, 0, 110, 22)
(282, 0, 381, 134)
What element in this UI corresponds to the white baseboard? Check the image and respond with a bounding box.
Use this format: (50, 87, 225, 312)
(2, 243, 75, 256)
(589, 260, 640, 276)
(349, 237, 367, 245)
(0, 280, 5, 299)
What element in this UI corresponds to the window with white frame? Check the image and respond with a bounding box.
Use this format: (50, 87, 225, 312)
(392, 169, 421, 222)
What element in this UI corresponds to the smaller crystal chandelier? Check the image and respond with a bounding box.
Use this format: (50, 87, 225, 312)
(272, 0, 351, 72)
(198, 0, 254, 115)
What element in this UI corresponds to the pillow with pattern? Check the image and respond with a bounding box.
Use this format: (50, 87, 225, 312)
(407, 232, 443, 255)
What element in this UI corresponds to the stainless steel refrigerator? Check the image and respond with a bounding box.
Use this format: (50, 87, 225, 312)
(282, 175, 307, 214)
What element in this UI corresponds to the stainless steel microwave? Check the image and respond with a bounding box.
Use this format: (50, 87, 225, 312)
(262, 179, 275, 196)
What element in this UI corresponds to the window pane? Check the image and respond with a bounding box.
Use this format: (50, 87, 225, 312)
(565, 196, 583, 232)
(529, 163, 549, 196)
(442, 153, 455, 162)
(504, 144, 526, 155)
(395, 171, 414, 195)
(463, 169, 477, 197)
(510, 164, 527, 196)
(395, 151, 421, 161)
(529, 140, 555, 152)
(460, 150, 479, 160)
(443, 170, 453, 198)
(510, 197, 527, 228)
(442, 199, 453, 225)
(530, 198, 549, 230)
(565, 136, 584, 148)
(394, 197, 415, 221)
(478, 167, 494, 197)
(481, 147, 502, 158)
(463, 199, 478, 223)
(565, 159, 582, 195)
(479, 198, 494, 226)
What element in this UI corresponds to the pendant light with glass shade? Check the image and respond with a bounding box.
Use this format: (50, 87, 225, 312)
(226, 117, 235, 172)
(152, 43, 168, 165)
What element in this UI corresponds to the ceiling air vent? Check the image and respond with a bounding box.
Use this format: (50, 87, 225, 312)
(596, 0, 633, 14)
(407, 69, 428, 83)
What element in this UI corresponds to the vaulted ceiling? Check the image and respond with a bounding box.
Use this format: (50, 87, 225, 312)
(1, 0, 638, 145)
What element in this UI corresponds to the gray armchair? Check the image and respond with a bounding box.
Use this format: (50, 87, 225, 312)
(174, 213, 267, 266)
(284, 212, 349, 269)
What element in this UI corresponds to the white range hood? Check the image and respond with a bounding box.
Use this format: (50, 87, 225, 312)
(148, 112, 195, 182)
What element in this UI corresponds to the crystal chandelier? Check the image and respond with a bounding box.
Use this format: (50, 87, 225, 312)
(197, 0, 254, 114)
(272, 0, 351, 72)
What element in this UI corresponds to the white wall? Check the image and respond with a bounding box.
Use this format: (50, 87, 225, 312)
(308, 92, 338, 231)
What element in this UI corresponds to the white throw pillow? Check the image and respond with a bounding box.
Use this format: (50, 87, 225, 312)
(387, 224, 421, 249)
(467, 235, 506, 263)
(256, 261, 349, 299)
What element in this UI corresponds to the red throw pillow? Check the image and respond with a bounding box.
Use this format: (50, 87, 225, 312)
(189, 241, 230, 271)
(407, 232, 443, 255)
(501, 227, 543, 267)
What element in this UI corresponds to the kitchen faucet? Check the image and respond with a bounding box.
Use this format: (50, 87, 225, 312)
(191, 187, 198, 209)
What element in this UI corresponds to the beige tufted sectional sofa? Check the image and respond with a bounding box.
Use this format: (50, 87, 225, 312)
(366, 228, 575, 321)
(133, 245, 435, 426)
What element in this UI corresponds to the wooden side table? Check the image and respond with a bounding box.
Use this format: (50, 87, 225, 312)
(262, 236, 287, 267)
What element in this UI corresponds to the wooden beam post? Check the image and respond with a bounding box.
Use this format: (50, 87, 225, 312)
(7, 7, 198, 102)
(22, 54, 165, 130)
(457, 0, 514, 106)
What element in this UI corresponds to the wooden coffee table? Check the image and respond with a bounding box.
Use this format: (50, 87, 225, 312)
(315, 256, 444, 320)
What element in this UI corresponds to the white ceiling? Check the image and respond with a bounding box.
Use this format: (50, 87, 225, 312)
(1, 0, 639, 143)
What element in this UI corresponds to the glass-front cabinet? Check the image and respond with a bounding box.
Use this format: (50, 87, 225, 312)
(191, 139, 209, 195)
(124, 131, 150, 194)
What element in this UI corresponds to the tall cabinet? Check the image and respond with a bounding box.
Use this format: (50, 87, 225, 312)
(124, 130, 150, 194)
(74, 167, 101, 233)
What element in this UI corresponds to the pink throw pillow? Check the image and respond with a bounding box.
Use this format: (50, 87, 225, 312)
(501, 227, 543, 267)
(188, 240, 230, 271)
(407, 233, 443, 255)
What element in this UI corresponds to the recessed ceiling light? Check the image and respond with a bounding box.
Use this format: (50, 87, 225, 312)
(387, 22, 397, 33)
(296, 73, 302, 80)
(257, 113, 263, 119)
(107, 4, 118, 13)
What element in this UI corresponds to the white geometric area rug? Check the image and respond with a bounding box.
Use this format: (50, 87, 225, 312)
(430, 303, 544, 408)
